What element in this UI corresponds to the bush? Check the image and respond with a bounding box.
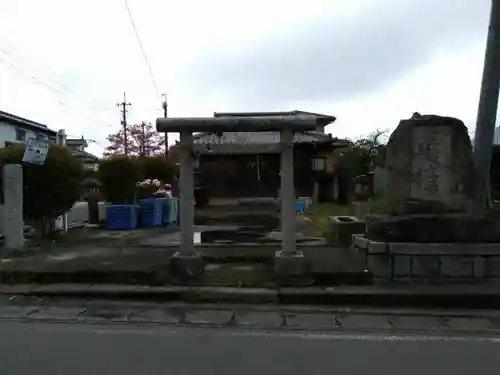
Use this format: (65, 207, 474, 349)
(0, 144, 83, 235)
(98, 155, 141, 204)
(138, 155, 175, 183)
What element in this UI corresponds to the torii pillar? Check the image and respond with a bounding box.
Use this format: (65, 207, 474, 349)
(156, 115, 319, 278)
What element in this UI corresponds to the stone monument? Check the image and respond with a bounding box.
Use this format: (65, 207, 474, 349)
(384, 114, 475, 215)
(353, 115, 500, 282)
(3, 164, 24, 250)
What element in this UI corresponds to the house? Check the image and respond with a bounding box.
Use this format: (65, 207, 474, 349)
(0, 110, 58, 147)
(66, 137, 100, 172)
(174, 110, 348, 201)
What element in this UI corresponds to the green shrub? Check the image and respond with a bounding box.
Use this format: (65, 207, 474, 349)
(0, 144, 83, 235)
(98, 155, 141, 204)
(138, 155, 175, 183)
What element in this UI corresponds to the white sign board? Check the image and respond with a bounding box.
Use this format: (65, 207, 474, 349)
(22, 139, 49, 166)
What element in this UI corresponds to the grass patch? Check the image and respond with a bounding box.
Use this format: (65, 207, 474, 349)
(307, 203, 350, 238)
(366, 194, 393, 214)
(307, 194, 392, 244)
(24, 230, 90, 251)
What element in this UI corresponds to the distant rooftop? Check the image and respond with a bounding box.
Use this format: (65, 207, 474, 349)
(67, 137, 89, 148)
(0, 109, 57, 135)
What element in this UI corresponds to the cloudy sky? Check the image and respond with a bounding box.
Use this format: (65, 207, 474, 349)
(0, 0, 493, 156)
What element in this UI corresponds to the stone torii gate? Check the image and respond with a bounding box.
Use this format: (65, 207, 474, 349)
(156, 115, 320, 276)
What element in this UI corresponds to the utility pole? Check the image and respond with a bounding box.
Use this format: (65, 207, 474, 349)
(117, 92, 132, 155)
(162, 93, 168, 160)
(473, 0, 500, 214)
(140, 121, 146, 156)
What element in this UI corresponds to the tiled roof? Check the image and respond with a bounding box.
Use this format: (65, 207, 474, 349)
(193, 131, 333, 145)
(72, 149, 99, 162)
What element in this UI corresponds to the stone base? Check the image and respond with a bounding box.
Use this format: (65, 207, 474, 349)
(170, 251, 204, 279)
(365, 214, 500, 243)
(353, 235, 500, 282)
(273, 250, 307, 276)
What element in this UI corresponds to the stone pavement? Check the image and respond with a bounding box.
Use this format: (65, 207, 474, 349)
(1, 296, 500, 335)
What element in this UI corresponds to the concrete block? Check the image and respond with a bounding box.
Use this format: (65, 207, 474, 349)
(328, 216, 365, 248)
(353, 235, 368, 249)
(0, 306, 38, 319)
(338, 314, 392, 330)
(128, 309, 181, 324)
(366, 240, 387, 254)
(387, 242, 500, 256)
(235, 311, 283, 328)
(473, 256, 486, 278)
(184, 309, 234, 325)
(351, 233, 365, 243)
(444, 317, 495, 331)
(367, 254, 391, 278)
(389, 316, 443, 330)
(412, 256, 440, 279)
(388, 242, 430, 254)
(28, 307, 87, 321)
(440, 256, 473, 278)
(284, 313, 338, 328)
(170, 251, 204, 278)
(274, 250, 307, 276)
(484, 256, 500, 278)
(393, 255, 411, 277)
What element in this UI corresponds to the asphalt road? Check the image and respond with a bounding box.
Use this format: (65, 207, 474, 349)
(0, 321, 499, 374)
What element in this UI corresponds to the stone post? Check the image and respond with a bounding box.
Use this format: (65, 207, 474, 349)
(179, 130, 195, 254)
(57, 129, 68, 232)
(274, 129, 306, 276)
(3, 164, 24, 250)
(280, 129, 296, 254)
(170, 130, 203, 278)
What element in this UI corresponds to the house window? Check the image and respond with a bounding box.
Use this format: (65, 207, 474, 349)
(35, 133, 46, 141)
(312, 157, 327, 171)
(15, 129, 26, 142)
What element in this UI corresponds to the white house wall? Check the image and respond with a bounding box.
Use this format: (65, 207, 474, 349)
(0, 120, 54, 147)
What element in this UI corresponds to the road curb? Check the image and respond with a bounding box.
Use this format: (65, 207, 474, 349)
(2, 284, 500, 309)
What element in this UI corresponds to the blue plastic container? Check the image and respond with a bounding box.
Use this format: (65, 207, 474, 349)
(295, 201, 306, 213)
(138, 198, 163, 228)
(166, 197, 179, 225)
(156, 197, 169, 225)
(106, 204, 138, 230)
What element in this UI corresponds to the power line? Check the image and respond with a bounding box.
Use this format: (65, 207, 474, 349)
(0, 42, 121, 117)
(0, 56, 117, 128)
(123, 0, 161, 99)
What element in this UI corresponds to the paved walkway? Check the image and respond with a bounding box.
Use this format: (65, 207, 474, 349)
(1, 296, 500, 334)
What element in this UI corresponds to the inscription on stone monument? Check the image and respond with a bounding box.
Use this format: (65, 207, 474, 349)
(410, 125, 452, 202)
